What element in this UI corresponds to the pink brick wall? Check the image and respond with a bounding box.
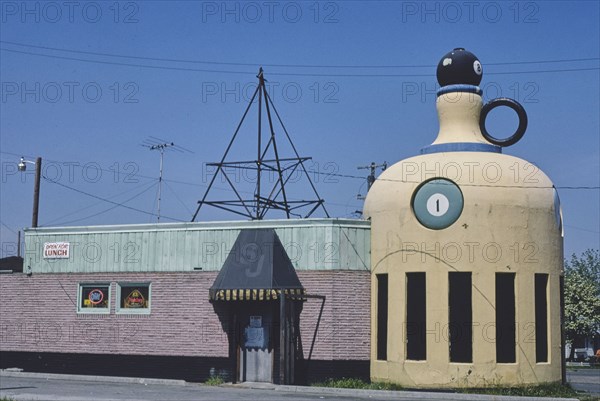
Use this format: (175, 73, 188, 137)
(297, 271, 370, 360)
(0, 271, 369, 361)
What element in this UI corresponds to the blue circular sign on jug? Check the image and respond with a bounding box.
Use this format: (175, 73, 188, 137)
(412, 178, 464, 230)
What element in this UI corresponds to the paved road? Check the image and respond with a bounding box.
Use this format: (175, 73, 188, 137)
(567, 368, 600, 396)
(0, 375, 470, 401)
(0, 371, 592, 401)
(0, 375, 364, 401)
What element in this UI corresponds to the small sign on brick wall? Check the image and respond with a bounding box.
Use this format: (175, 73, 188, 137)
(43, 242, 70, 259)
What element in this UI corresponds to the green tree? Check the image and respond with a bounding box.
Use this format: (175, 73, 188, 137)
(564, 249, 600, 360)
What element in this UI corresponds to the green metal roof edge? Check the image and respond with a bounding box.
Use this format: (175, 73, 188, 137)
(24, 218, 370, 236)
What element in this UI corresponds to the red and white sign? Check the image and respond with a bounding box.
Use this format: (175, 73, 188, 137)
(43, 242, 70, 259)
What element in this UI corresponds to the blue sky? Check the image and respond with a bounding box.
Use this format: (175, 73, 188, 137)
(1, 0, 598, 258)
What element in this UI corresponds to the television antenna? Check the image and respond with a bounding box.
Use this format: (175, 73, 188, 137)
(141, 136, 193, 222)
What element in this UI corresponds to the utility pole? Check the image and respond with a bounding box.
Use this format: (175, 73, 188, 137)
(357, 161, 387, 200)
(32, 157, 41, 228)
(18, 156, 42, 228)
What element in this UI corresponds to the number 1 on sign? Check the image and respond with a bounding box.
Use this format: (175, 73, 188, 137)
(427, 193, 450, 217)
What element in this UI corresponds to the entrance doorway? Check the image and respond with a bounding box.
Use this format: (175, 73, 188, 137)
(237, 303, 276, 383)
(208, 228, 307, 384)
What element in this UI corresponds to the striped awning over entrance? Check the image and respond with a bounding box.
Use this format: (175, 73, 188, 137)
(210, 288, 305, 301)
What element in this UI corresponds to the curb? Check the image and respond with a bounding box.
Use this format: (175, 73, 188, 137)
(0, 369, 188, 386)
(230, 382, 580, 401)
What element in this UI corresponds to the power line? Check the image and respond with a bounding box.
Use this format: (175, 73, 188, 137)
(41, 175, 186, 222)
(1, 150, 290, 213)
(2, 47, 598, 78)
(164, 181, 195, 218)
(555, 186, 600, 190)
(1, 221, 18, 235)
(42, 180, 159, 226)
(3, 151, 598, 191)
(0, 150, 236, 192)
(1, 40, 598, 69)
(5, 172, 598, 235)
(46, 181, 158, 226)
(307, 169, 600, 190)
(564, 225, 600, 235)
(0, 48, 254, 76)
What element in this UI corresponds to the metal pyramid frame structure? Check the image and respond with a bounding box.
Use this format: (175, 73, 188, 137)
(192, 68, 329, 221)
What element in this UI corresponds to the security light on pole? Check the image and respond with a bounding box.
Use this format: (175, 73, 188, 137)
(18, 156, 42, 228)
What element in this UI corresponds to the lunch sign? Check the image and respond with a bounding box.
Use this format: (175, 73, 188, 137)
(43, 242, 70, 259)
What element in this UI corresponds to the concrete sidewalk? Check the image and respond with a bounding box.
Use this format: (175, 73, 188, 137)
(0, 369, 187, 386)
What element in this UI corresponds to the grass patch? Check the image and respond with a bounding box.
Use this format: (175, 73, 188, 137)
(311, 377, 403, 391)
(312, 379, 596, 400)
(203, 375, 225, 386)
(460, 382, 595, 400)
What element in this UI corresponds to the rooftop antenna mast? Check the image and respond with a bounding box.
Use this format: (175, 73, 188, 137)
(192, 68, 329, 221)
(142, 136, 193, 222)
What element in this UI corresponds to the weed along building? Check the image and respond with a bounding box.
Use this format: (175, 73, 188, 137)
(1, 49, 564, 388)
(0, 219, 371, 383)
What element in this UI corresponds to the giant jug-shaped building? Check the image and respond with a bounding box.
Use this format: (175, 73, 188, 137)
(364, 48, 563, 387)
